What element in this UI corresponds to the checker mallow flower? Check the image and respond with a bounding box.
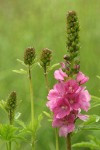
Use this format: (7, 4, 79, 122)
(47, 71, 91, 137)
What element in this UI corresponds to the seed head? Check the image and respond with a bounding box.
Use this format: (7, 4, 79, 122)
(24, 47, 35, 65)
(40, 48, 52, 69)
(6, 91, 17, 111)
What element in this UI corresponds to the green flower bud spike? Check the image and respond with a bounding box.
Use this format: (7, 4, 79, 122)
(24, 47, 35, 66)
(65, 11, 80, 76)
(40, 48, 52, 73)
(40, 48, 52, 91)
(6, 91, 17, 125)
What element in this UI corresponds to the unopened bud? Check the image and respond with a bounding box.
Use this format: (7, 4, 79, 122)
(40, 48, 52, 68)
(24, 47, 35, 65)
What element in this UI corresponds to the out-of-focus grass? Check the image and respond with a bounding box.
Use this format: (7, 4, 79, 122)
(0, 0, 100, 149)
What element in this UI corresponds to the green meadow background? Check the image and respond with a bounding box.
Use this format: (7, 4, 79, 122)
(0, 0, 100, 149)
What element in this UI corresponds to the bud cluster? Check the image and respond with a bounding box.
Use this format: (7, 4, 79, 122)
(40, 48, 52, 72)
(65, 11, 80, 76)
(6, 91, 17, 124)
(24, 47, 35, 66)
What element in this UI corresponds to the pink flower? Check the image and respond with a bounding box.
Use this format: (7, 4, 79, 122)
(77, 114, 89, 121)
(59, 124, 75, 137)
(65, 80, 80, 94)
(46, 69, 91, 137)
(52, 114, 75, 137)
(78, 90, 91, 111)
(54, 69, 68, 81)
(47, 82, 66, 110)
(53, 98, 70, 118)
(76, 72, 89, 85)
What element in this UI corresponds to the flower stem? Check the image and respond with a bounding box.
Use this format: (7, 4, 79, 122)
(6, 143, 9, 150)
(44, 68, 59, 150)
(66, 133, 71, 150)
(28, 65, 35, 150)
(44, 67, 50, 92)
(8, 110, 12, 150)
(55, 128, 59, 150)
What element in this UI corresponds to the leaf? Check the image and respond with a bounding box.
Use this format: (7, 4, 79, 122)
(90, 103, 100, 110)
(43, 111, 51, 118)
(90, 95, 100, 109)
(17, 59, 26, 67)
(0, 124, 18, 142)
(15, 119, 26, 128)
(91, 95, 100, 101)
(97, 75, 100, 79)
(72, 142, 100, 149)
(81, 125, 100, 130)
(14, 112, 21, 120)
(82, 115, 100, 125)
(12, 69, 27, 74)
(0, 100, 7, 113)
(48, 63, 60, 71)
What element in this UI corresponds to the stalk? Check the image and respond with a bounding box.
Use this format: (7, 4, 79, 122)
(6, 143, 9, 150)
(28, 65, 35, 150)
(44, 67, 59, 150)
(66, 133, 71, 150)
(55, 128, 59, 150)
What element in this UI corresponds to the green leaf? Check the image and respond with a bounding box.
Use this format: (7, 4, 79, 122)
(12, 69, 27, 74)
(81, 125, 100, 130)
(91, 95, 100, 101)
(72, 142, 100, 149)
(0, 124, 18, 142)
(82, 115, 100, 125)
(0, 100, 7, 113)
(97, 75, 100, 79)
(14, 112, 21, 120)
(48, 63, 60, 71)
(43, 111, 51, 118)
(15, 119, 26, 128)
(17, 59, 26, 67)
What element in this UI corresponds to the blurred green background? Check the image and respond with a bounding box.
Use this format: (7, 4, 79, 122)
(0, 0, 100, 149)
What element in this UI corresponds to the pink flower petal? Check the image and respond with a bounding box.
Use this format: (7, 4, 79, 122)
(54, 69, 68, 81)
(78, 114, 89, 121)
(76, 72, 89, 85)
(59, 124, 75, 137)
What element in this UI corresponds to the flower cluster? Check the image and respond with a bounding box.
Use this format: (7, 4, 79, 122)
(47, 68, 91, 137)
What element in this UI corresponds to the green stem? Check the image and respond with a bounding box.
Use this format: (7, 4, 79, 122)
(6, 142, 9, 150)
(9, 142, 11, 150)
(44, 66, 50, 92)
(8, 110, 12, 150)
(28, 65, 35, 150)
(66, 133, 71, 150)
(44, 68, 59, 150)
(55, 128, 59, 150)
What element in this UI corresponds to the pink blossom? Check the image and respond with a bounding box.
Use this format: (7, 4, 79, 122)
(76, 72, 89, 85)
(53, 98, 70, 118)
(46, 68, 91, 137)
(47, 82, 66, 111)
(52, 114, 75, 137)
(65, 80, 80, 94)
(77, 114, 89, 121)
(54, 69, 68, 81)
(59, 124, 75, 137)
(78, 90, 91, 111)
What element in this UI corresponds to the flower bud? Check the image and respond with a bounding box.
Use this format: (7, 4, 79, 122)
(66, 11, 79, 54)
(6, 91, 17, 111)
(40, 48, 52, 69)
(6, 91, 17, 124)
(24, 47, 35, 65)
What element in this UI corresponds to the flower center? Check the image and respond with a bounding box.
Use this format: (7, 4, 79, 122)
(61, 106, 67, 110)
(70, 99, 74, 104)
(69, 86, 74, 92)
